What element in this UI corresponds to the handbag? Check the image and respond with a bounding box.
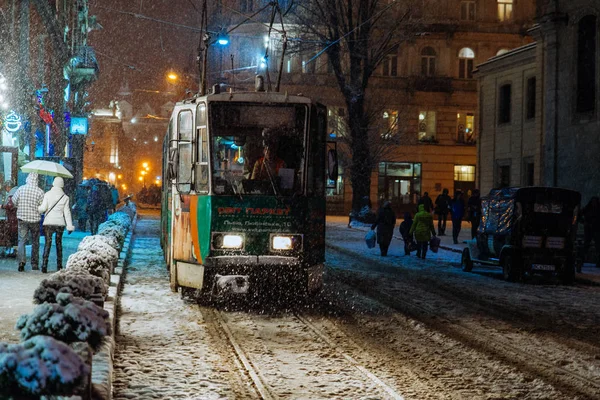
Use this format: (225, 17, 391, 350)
(365, 230, 376, 249)
(429, 235, 441, 253)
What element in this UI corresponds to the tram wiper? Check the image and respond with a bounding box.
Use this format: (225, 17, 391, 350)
(263, 160, 280, 197)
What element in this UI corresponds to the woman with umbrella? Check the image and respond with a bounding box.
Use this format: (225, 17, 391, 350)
(38, 177, 75, 272)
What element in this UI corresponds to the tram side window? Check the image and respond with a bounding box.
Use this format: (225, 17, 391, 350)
(177, 110, 193, 193)
(196, 127, 209, 193)
(195, 103, 209, 194)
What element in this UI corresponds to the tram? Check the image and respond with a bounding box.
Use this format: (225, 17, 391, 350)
(160, 80, 335, 298)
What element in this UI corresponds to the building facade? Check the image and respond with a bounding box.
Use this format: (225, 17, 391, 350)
(209, 0, 536, 214)
(476, 0, 600, 204)
(0, 0, 99, 186)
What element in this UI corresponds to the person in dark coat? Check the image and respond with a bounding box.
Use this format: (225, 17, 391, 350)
(399, 212, 414, 256)
(370, 201, 396, 256)
(451, 191, 465, 244)
(581, 196, 600, 268)
(418, 192, 433, 213)
(467, 189, 482, 239)
(435, 188, 451, 236)
(87, 185, 104, 235)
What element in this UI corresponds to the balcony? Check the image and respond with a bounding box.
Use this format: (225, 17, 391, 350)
(65, 46, 99, 86)
(456, 132, 476, 146)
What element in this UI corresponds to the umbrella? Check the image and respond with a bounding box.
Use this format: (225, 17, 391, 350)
(21, 160, 73, 178)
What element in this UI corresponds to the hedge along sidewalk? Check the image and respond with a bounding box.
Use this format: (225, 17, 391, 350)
(91, 212, 138, 400)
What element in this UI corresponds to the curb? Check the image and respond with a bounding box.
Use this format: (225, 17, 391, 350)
(91, 213, 137, 400)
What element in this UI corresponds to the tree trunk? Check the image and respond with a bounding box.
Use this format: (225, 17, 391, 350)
(347, 98, 372, 213)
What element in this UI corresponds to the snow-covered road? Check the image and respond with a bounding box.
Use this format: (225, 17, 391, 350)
(111, 214, 600, 399)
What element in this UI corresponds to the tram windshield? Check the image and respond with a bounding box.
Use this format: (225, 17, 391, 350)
(209, 103, 308, 196)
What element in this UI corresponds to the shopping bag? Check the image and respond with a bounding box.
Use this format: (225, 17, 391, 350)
(365, 230, 376, 249)
(429, 235, 441, 253)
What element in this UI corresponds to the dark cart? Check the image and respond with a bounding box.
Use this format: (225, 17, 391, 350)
(461, 187, 581, 284)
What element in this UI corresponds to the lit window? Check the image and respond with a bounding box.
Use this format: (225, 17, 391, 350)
(421, 47, 436, 76)
(456, 112, 475, 143)
(454, 165, 475, 182)
(458, 47, 475, 79)
(418, 111, 436, 142)
(460, 1, 476, 21)
(382, 110, 399, 139)
(498, 0, 513, 22)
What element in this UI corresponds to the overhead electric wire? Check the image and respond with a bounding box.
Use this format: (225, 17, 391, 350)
(304, 1, 402, 66)
(95, 50, 142, 71)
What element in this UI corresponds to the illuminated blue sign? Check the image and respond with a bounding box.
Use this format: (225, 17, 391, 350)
(70, 116, 88, 135)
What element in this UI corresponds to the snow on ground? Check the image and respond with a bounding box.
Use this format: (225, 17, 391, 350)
(0, 231, 87, 343)
(112, 217, 248, 399)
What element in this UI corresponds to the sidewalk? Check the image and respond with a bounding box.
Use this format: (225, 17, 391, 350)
(326, 215, 600, 285)
(0, 230, 89, 343)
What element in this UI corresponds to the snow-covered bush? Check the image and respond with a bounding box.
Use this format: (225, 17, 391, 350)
(17, 293, 111, 352)
(66, 250, 112, 284)
(98, 221, 126, 245)
(108, 211, 132, 230)
(79, 234, 119, 252)
(77, 235, 119, 266)
(0, 335, 89, 396)
(33, 269, 107, 305)
(119, 202, 137, 219)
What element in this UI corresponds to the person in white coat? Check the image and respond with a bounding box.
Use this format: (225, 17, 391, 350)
(38, 177, 75, 273)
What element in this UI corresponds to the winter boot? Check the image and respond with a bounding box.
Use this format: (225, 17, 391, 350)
(18, 263, 25, 272)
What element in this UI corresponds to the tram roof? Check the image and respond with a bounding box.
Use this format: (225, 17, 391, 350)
(175, 91, 315, 107)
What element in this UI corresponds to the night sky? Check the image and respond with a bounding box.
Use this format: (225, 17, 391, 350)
(88, 0, 202, 107)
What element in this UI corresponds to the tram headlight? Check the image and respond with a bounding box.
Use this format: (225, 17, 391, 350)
(271, 234, 302, 251)
(212, 233, 244, 250)
(222, 234, 244, 249)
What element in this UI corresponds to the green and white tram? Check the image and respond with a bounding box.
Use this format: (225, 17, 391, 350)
(160, 83, 334, 297)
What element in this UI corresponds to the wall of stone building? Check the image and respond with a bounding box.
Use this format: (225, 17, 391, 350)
(476, 45, 538, 195)
(537, 1, 600, 203)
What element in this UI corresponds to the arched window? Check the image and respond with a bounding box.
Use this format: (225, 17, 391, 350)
(458, 47, 475, 79)
(496, 48, 510, 56)
(421, 47, 436, 76)
(576, 15, 597, 113)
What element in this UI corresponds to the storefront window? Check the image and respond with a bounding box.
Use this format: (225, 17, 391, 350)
(378, 162, 422, 209)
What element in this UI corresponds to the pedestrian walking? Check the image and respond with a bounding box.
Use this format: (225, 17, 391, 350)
(399, 212, 414, 256)
(0, 181, 17, 257)
(409, 204, 436, 259)
(435, 188, 451, 236)
(581, 196, 600, 268)
(12, 172, 44, 271)
(87, 185, 104, 235)
(467, 189, 482, 239)
(418, 192, 433, 213)
(451, 191, 466, 244)
(38, 177, 75, 273)
(370, 201, 396, 256)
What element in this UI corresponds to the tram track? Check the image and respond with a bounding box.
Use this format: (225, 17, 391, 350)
(327, 247, 600, 399)
(199, 304, 407, 399)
